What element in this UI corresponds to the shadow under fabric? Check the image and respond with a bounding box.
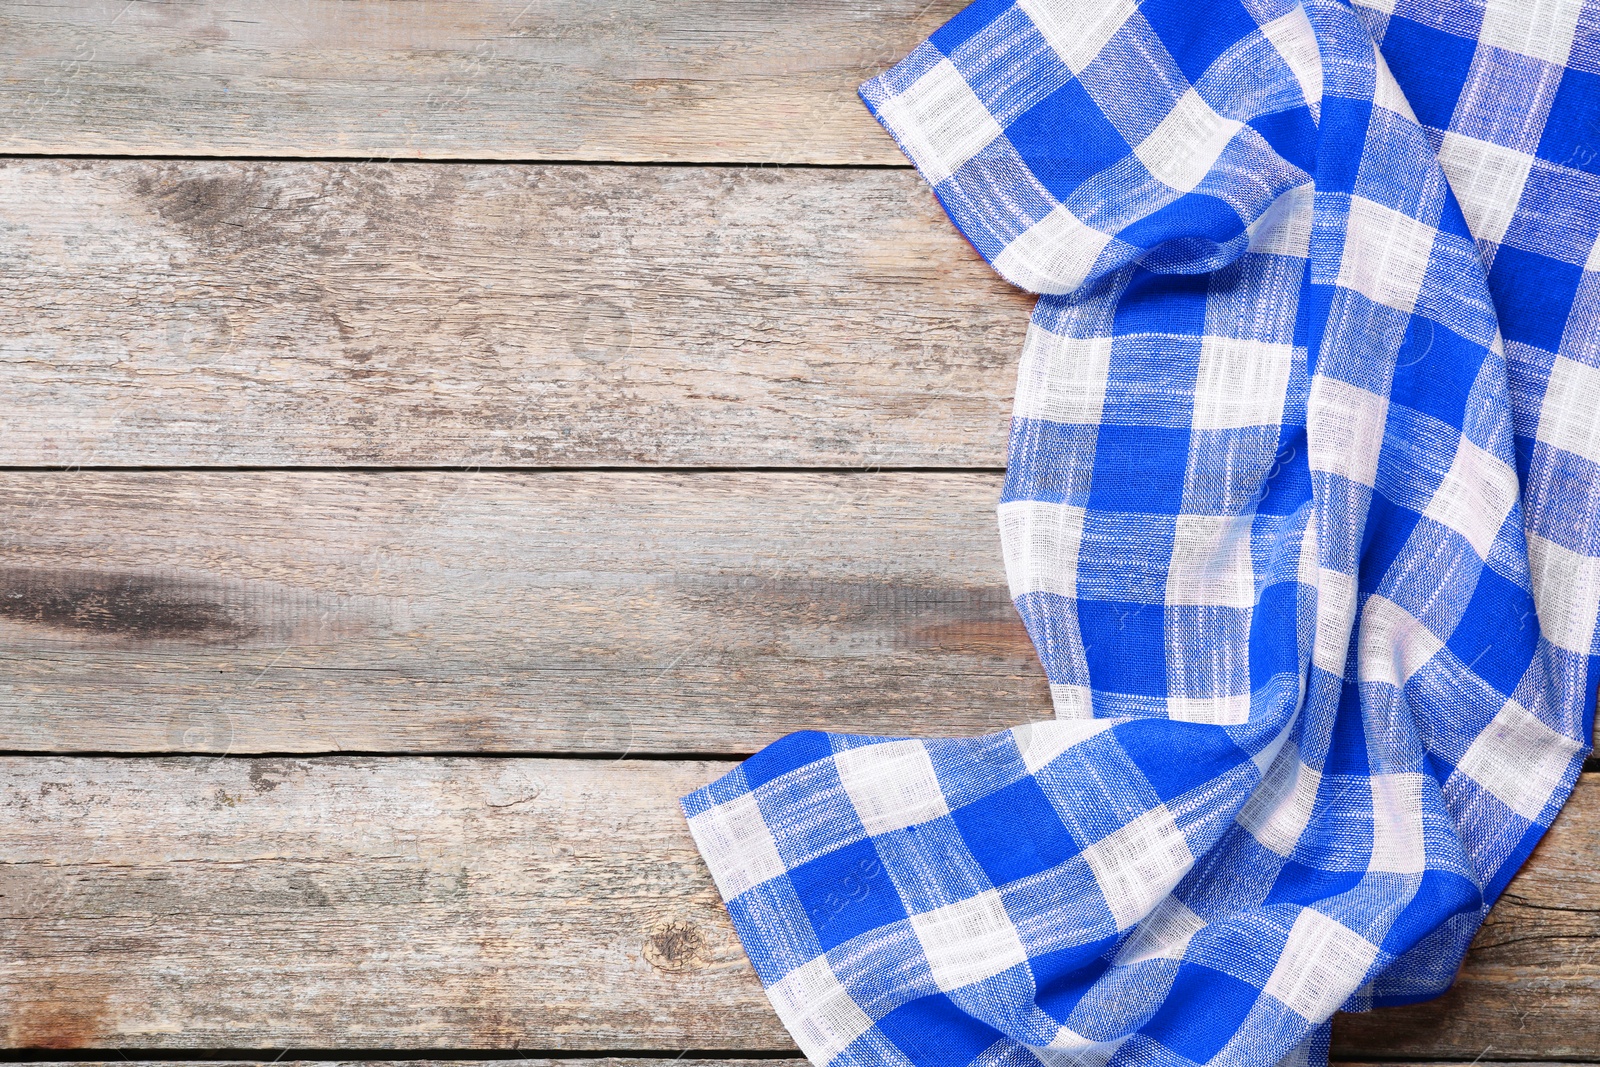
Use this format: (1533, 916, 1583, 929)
(681, 1, 1600, 1065)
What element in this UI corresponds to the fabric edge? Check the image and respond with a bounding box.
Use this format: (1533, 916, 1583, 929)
(678, 774, 830, 1067)
(857, 52, 1047, 294)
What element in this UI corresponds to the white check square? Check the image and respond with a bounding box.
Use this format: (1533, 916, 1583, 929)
(1247, 182, 1315, 257)
(1336, 197, 1438, 314)
(1192, 336, 1295, 429)
(1166, 514, 1257, 608)
(768, 956, 875, 1064)
(1457, 699, 1583, 820)
(910, 889, 1030, 991)
(1019, 0, 1139, 75)
(1308, 376, 1390, 488)
(688, 792, 789, 899)
(1166, 695, 1252, 725)
(992, 205, 1114, 295)
(1537, 356, 1600, 463)
(999, 499, 1088, 598)
(834, 740, 949, 835)
(1261, 7, 1322, 111)
(1313, 566, 1360, 675)
(876, 59, 1004, 186)
(1358, 596, 1443, 691)
(1369, 773, 1428, 874)
(1012, 718, 1116, 774)
(1438, 133, 1535, 245)
(1014, 328, 1115, 426)
(1082, 806, 1195, 929)
(1134, 88, 1244, 195)
(1372, 42, 1418, 124)
(1238, 741, 1322, 857)
(1114, 895, 1206, 965)
(1528, 532, 1600, 654)
(1422, 437, 1519, 560)
(1478, 0, 1583, 65)
(1265, 908, 1380, 1019)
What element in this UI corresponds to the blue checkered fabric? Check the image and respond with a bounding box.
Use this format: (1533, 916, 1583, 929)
(681, 1, 1600, 1065)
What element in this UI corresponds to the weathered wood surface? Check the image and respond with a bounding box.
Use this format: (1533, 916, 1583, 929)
(0, 0, 956, 163)
(2, 758, 1596, 1057)
(0, 471, 1050, 754)
(0, 758, 779, 1049)
(0, 159, 1024, 468)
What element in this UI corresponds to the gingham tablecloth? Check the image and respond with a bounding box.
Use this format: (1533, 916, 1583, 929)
(683, 1, 1600, 1064)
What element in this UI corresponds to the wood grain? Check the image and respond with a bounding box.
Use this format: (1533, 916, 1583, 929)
(0, 0, 957, 163)
(0, 757, 781, 1049)
(1, 758, 1596, 1057)
(0, 158, 1025, 468)
(0, 470, 1050, 754)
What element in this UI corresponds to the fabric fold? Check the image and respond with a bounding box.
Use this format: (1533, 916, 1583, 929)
(682, 1, 1599, 1065)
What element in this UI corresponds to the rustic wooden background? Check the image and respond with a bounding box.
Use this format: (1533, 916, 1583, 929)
(1, 2, 1596, 1065)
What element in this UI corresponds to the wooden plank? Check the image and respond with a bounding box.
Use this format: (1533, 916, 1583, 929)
(0, 159, 1024, 468)
(0, 470, 1050, 754)
(0, 757, 782, 1049)
(0, 0, 958, 163)
(1, 758, 1596, 1056)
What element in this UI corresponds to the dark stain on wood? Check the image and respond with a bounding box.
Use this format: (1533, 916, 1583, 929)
(6, 988, 108, 1049)
(679, 577, 1029, 656)
(248, 761, 287, 793)
(0, 566, 256, 642)
(284, 874, 331, 908)
(906, 618, 1037, 657)
(138, 169, 270, 235)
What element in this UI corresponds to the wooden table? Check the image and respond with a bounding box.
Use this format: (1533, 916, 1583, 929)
(0, 3, 1594, 1065)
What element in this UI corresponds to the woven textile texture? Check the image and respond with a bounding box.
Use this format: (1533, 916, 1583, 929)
(681, 1, 1600, 1065)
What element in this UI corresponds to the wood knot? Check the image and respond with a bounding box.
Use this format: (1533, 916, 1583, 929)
(643, 918, 709, 973)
